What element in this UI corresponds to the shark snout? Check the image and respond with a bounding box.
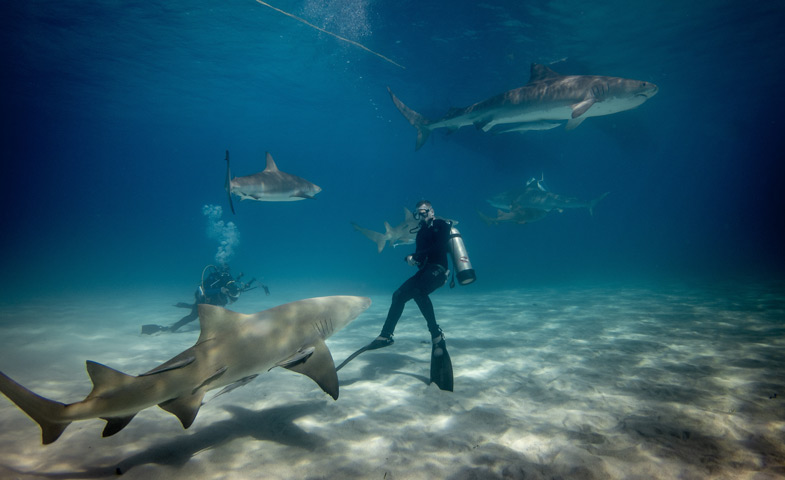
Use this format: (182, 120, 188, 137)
(640, 82, 659, 98)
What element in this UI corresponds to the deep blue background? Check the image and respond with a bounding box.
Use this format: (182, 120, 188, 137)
(1, 0, 783, 300)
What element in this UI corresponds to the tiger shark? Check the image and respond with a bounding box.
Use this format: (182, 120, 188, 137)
(225, 150, 322, 214)
(388, 63, 659, 150)
(0, 295, 371, 444)
(489, 177, 609, 216)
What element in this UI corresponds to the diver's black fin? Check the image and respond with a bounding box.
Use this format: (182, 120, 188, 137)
(430, 339, 453, 391)
(225, 150, 235, 215)
(141, 324, 168, 335)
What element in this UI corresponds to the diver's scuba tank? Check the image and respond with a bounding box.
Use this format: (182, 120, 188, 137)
(448, 225, 475, 286)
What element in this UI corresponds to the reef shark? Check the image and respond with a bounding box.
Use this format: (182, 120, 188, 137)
(489, 177, 609, 216)
(352, 207, 419, 252)
(225, 150, 322, 213)
(352, 208, 459, 252)
(388, 63, 659, 150)
(0, 295, 371, 444)
(478, 206, 550, 226)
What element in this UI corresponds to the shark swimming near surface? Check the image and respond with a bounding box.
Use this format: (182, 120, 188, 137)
(0, 295, 371, 444)
(488, 177, 609, 216)
(388, 63, 659, 150)
(225, 150, 322, 213)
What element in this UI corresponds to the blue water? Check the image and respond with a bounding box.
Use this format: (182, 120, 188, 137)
(1, 0, 784, 299)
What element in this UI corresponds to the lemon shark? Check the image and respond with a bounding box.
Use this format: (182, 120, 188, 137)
(388, 63, 659, 150)
(224, 150, 322, 213)
(0, 295, 371, 444)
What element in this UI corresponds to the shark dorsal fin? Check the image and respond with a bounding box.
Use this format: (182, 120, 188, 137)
(529, 63, 561, 82)
(85, 361, 136, 399)
(264, 152, 279, 173)
(404, 207, 415, 222)
(197, 304, 246, 344)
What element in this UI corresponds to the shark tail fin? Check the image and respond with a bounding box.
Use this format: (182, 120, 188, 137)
(0, 371, 70, 444)
(225, 150, 236, 215)
(589, 192, 610, 216)
(352, 222, 387, 253)
(387, 86, 431, 151)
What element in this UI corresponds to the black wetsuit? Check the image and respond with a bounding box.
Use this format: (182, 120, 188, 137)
(380, 218, 451, 339)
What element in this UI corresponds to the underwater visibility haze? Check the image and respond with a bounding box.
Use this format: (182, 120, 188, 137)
(0, 1, 783, 479)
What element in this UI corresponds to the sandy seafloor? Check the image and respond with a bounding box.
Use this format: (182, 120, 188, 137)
(0, 280, 783, 480)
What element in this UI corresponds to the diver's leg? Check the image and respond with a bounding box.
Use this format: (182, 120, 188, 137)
(169, 306, 198, 332)
(413, 295, 442, 338)
(379, 277, 419, 338)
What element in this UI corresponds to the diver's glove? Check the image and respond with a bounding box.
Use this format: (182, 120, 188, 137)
(406, 255, 419, 267)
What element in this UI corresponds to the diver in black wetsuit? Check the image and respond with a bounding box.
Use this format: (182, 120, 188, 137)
(372, 200, 450, 348)
(141, 264, 269, 335)
(338, 200, 454, 390)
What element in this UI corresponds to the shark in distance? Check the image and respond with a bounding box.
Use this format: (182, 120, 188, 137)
(0, 295, 371, 444)
(478, 206, 550, 226)
(225, 150, 322, 213)
(388, 63, 659, 150)
(488, 177, 609, 216)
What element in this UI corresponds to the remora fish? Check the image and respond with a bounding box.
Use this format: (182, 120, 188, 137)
(388, 63, 659, 150)
(225, 150, 322, 213)
(0, 295, 371, 444)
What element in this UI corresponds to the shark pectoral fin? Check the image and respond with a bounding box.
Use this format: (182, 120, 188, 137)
(571, 98, 595, 118)
(565, 116, 587, 131)
(281, 339, 339, 400)
(473, 119, 493, 132)
(101, 414, 137, 437)
(276, 347, 316, 369)
(159, 391, 206, 429)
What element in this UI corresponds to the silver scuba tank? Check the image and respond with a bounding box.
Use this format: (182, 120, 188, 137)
(448, 226, 476, 285)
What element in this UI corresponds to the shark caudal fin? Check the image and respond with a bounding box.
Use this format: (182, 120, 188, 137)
(224, 150, 236, 215)
(0, 371, 70, 444)
(387, 87, 432, 151)
(352, 222, 388, 253)
(589, 192, 610, 216)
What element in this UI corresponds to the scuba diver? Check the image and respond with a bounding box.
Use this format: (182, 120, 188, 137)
(338, 200, 475, 391)
(141, 264, 269, 335)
